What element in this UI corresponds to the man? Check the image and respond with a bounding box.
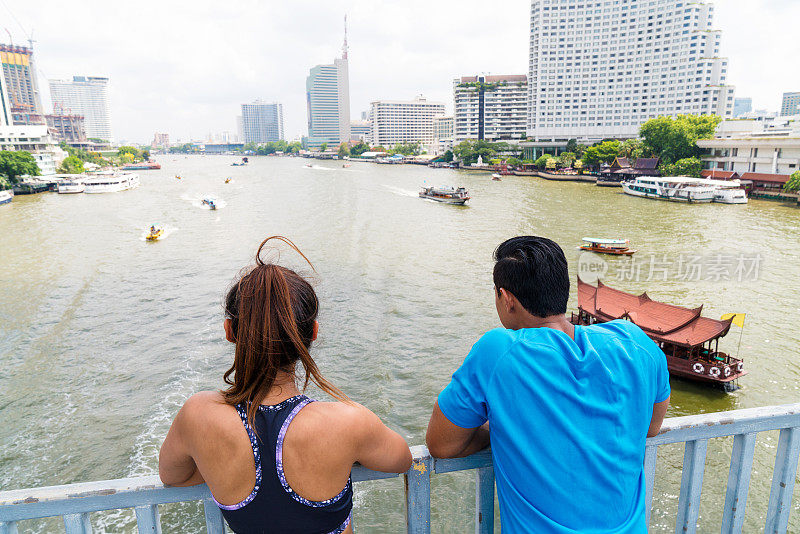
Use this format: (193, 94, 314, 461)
(426, 236, 670, 533)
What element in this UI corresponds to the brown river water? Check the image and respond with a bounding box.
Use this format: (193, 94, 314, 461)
(1, 155, 799, 532)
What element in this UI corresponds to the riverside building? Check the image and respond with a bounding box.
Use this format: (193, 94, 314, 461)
(780, 92, 800, 117)
(306, 28, 351, 151)
(433, 116, 454, 155)
(49, 76, 112, 142)
(241, 101, 284, 144)
(453, 75, 528, 143)
(0, 43, 45, 125)
(526, 0, 734, 145)
(368, 96, 445, 149)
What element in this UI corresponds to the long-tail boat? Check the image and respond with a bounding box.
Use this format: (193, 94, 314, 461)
(570, 278, 747, 391)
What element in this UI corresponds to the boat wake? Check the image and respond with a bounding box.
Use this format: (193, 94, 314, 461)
(383, 185, 418, 198)
(304, 164, 334, 171)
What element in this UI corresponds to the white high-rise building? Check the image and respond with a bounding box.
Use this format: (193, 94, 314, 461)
(306, 23, 351, 151)
(48, 76, 112, 141)
(527, 0, 734, 142)
(453, 75, 528, 143)
(369, 96, 445, 149)
(241, 100, 284, 144)
(433, 116, 454, 155)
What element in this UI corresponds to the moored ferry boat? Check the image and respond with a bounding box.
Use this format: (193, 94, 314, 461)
(84, 173, 140, 194)
(122, 161, 161, 170)
(703, 179, 748, 204)
(571, 278, 747, 391)
(622, 176, 715, 203)
(419, 185, 470, 205)
(579, 238, 636, 255)
(57, 180, 86, 194)
(0, 190, 13, 205)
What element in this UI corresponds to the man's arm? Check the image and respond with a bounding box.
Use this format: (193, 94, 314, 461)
(647, 397, 670, 438)
(426, 401, 490, 458)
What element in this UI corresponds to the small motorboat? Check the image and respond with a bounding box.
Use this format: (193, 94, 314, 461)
(491, 173, 502, 181)
(202, 198, 217, 210)
(175, 175, 182, 180)
(579, 238, 637, 256)
(225, 178, 232, 184)
(304, 163, 313, 168)
(146, 227, 163, 241)
(343, 164, 351, 168)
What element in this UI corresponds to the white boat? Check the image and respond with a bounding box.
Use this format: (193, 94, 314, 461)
(701, 178, 748, 204)
(0, 190, 13, 206)
(491, 173, 502, 181)
(622, 176, 715, 203)
(84, 173, 140, 194)
(57, 179, 86, 194)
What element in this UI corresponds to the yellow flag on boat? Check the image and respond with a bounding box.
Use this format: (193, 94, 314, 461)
(721, 313, 746, 328)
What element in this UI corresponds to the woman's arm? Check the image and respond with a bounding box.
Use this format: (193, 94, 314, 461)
(159, 394, 207, 486)
(349, 404, 413, 473)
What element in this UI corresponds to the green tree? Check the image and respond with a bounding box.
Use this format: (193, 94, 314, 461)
(389, 141, 422, 156)
(443, 150, 454, 163)
(619, 138, 646, 160)
(58, 156, 85, 174)
(566, 139, 578, 154)
(639, 114, 721, 164)
(506, 157, 521, 167)
(0, 150, 40, 183)
(319, 142, 328, 152)
(349, 141, 370, 157)
(533, 154, 554, 170)
(452, 139, 499, 165)
(783, 170, 800, 192)
(287, 141, 302, 154)
(141, 149, 151, 160)
(659, 157, 703, 177)
(338, 142, 349, 157)
(117, 146, 141, 159)
(558, 152, 576, 168)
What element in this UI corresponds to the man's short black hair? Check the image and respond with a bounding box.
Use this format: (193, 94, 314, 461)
(493, 236, 569, 318)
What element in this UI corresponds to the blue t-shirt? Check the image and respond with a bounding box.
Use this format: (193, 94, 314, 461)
(438, 320, 670, 534)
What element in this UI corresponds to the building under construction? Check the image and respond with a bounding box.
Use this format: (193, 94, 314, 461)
(45, 105, 87, 145)
(0, 43, 45, 125)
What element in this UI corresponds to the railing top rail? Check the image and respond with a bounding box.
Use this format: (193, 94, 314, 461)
(3, 403, 800, 523)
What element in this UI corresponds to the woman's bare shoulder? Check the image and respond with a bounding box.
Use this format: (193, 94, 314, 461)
(300, 400, 380, 434)
(180, 391, 241, 431)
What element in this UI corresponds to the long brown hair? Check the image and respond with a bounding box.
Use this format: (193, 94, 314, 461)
(222, 236, 348, 428)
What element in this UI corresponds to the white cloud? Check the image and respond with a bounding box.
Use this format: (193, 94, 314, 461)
(3, 0, 797, 142)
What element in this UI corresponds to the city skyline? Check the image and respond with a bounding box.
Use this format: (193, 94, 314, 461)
(2, 0, 798, 143)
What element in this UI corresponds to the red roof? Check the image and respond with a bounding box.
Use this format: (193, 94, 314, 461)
(739, 172, 790, 184)
(701, 170, 738, 179)
(577, 278, 732, 347)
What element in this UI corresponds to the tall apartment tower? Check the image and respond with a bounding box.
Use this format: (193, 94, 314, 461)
(453, 75, 528, 143)
(241, 101, 284, 144)
(527, 0, 734, 141)
(0, 43, 45, 125)
(49, 76, 112, 141)
(780, 92, 800, 116)
(306, 19, 351, 150)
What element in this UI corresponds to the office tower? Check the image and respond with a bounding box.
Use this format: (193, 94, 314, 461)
(49, 76, 112, 141)
(0, 43, 45, 125)
(306, 20, 351, 150)
(780, 92, 800, 116)
(241, 100, 284, 143)
(453, 75, 528, 142)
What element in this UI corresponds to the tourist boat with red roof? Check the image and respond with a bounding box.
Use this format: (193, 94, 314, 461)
(570, 278, 747, 391)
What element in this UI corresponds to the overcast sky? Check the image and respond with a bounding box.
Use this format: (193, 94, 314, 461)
(3, 0, 798, 143)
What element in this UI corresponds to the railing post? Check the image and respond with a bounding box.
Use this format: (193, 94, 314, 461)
(203, 499, 226, 534)
(644, 444, 658, 526)
(764, 427, 800, 534)
(405, 451, 432, 534)
(675, 439, 708, 534)
(134, 505, 162, 534)
(721, 432, 757, 534)
(64, 513, 93, 534)
(475, 466, 494, 534)
(0, 522, 18, 534)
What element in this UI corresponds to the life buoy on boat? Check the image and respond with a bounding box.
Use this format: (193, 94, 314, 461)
(709, 366, 721, 378)
(737, 362, 744, 372)
(724, 366, 731, 377)
(692, 362, 705, 374)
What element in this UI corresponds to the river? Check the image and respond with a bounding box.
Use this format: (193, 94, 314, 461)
(1, 155, 799, 532)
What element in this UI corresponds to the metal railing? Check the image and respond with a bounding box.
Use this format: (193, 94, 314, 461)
(1, 403, 800, 533)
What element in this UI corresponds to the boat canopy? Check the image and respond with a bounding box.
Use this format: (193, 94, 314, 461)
(576, 278, 732, 347)
(582, 238, 628, 245)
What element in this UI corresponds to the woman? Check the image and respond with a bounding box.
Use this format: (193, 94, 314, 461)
(159, 236, 412, 533)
